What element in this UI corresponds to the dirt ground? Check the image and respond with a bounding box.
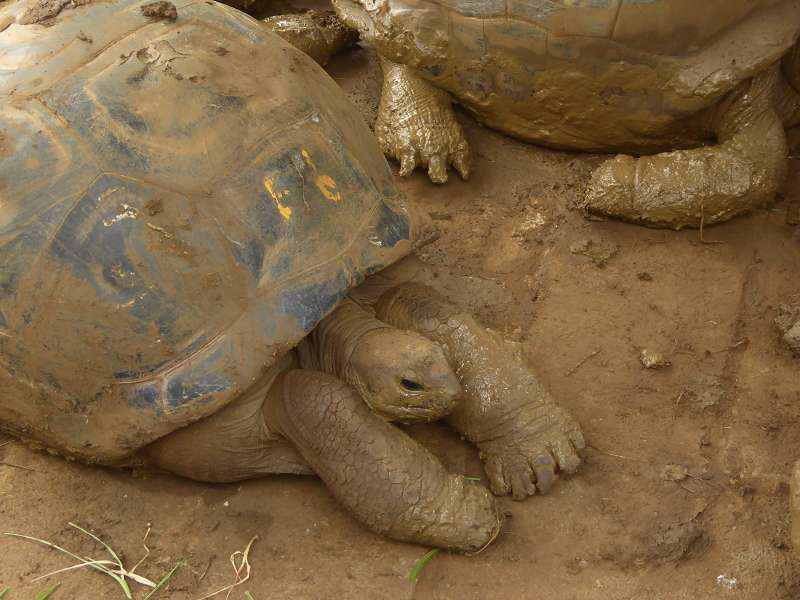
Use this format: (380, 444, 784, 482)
(3, 37, 800, 600)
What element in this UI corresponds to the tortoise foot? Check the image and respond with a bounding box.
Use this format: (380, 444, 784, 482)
(376, 58, 470, 184)
(375, 281, 585, 501)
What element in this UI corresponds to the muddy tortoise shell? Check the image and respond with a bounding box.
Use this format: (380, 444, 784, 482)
(334, 0, 800, 151)
(0, 0, 413, 463)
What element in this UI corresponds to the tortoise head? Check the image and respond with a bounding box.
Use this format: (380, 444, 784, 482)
(346, 327, 460, 423)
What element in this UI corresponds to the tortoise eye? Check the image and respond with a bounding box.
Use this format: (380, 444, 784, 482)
(400, 378, 424, 391)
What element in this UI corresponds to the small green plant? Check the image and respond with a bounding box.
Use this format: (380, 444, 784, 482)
(0, 587, 9, 599)
(33, 583, 61, 600)
(4, 523, 181, 599)
(409, 548, 440, 583)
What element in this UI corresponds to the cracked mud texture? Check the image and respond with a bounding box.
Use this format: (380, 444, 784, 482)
(2, 41, 800, 600)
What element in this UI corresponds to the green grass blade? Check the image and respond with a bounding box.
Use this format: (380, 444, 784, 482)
(65, 524, 132, 599)
(0, 587, 9, 599)
(142, 562, 183, 600)
(33, 582, 60, 600)
(4, 532, 131, 600)
(409, 549, 440, 583)
(67, 524, 123, 569)
(244, 592, 256, 600)
(4, 533, 113, 578)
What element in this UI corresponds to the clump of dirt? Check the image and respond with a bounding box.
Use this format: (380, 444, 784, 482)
(19, 0, 94, 25)
(775, 303, 800, 356)
(140, 0, 177, 21)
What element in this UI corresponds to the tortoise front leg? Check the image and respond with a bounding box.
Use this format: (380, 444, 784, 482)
(372, 57, 470, 184)
(584, 64, 793, 228)
(263, 369, 501, 552)
(366, 258, 585, 501)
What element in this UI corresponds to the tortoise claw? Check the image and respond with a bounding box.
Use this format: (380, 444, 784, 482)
(375, 59, 470, 184)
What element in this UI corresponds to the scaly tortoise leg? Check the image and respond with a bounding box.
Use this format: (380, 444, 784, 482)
(329, 0, 470, 182)
(358, 257, 585, 501)
(373, 57, 470, 184)
(584, 64, 791, 228)
(263, 369, 501, 552)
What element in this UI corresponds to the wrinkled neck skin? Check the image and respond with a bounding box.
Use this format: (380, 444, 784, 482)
(297, 299, 389, 386)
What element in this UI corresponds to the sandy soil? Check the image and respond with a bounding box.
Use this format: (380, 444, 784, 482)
(2, 41, 800, 600)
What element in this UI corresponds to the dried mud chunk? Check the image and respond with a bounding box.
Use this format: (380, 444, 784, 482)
(568, 238, 618, 267)
(774, 304, 800, 357)
(19, 0, 94, 25)
(652, 522, 706, 564)
(141, 1, 177, 21)
(661, 464, 689, 482)
(639, 349, 671, 369)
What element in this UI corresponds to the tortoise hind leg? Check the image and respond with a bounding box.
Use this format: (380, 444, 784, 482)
(584, 64, 791, 229)
(264, 369, 501, 552)
(143, 364, 313, 482)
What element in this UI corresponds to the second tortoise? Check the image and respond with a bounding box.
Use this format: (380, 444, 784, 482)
(334, 0, 800, 228)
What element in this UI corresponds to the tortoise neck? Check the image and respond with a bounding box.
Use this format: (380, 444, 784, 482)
(298, 299, 390, 382)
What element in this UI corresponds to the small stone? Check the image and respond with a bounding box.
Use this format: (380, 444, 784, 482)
(639, 349, 671, 369)
(775, 304, 800, 356)
(661, 464, 688, 482)
(716, 575, 737, 591)
(569, 238, 619, 267)
(569, 239, 591, 254)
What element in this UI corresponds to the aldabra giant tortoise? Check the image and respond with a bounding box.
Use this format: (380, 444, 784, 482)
(0, 0, 585, 551)
(333, 0, 800, 228)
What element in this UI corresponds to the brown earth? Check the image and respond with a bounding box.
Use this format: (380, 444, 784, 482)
(2, 41, 800, 600)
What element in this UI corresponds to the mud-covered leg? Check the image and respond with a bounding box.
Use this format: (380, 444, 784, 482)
(264, 369, 501, 551)
(372, 57, 470, 184)
(262, 10, 358, 66)
(584, 65, 790, 228)
(367, 260, 584, 501)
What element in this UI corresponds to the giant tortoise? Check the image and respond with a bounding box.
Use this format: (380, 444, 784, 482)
(333, 0, 800, 228)
(0, 0, 585, 551)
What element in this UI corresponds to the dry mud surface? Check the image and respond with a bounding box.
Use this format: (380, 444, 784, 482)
(2, 45, 800, 599)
